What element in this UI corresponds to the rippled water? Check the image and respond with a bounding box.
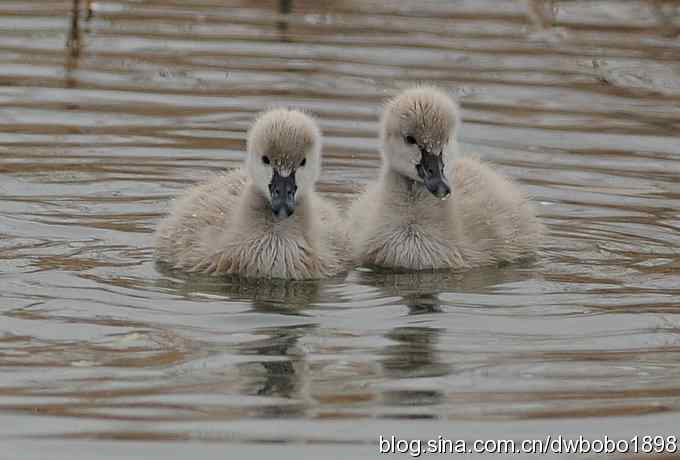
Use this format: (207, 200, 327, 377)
(1, 1, 680, 458)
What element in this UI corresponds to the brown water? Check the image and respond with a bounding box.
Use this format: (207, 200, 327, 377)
(1, 1, 680, 458)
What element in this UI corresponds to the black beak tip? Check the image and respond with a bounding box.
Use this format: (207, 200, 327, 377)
(272, 206, 294, 219)
(425, 180, 451, 199)
(435, 184, 451, 199)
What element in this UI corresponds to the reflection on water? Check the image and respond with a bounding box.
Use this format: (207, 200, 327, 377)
(238, 324, 313, 405)
(156, 264, 325, 313)
(1, 0, 680, 457)
(350, 265, 533, 314)
(382, 326, 446, 382)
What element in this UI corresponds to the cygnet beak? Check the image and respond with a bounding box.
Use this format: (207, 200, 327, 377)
(416, 150, 451, 199)
(269, 169, 297, 219)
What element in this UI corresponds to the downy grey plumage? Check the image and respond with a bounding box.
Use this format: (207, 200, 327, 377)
(349, 86, 543, 270)
(154, 108, 349, 279)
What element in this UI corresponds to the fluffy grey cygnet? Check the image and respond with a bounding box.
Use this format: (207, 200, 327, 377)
(154, 109, 349, 279)
(348, 86, 544, 271)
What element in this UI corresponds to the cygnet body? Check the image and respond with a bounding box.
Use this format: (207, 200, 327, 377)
(348, 86, 543, 271)
(154, 109, 348, 279)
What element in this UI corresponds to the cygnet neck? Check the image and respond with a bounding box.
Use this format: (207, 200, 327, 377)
(381, 165, 432, 201)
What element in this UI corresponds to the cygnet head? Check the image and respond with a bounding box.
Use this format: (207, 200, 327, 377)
(246, 108, 322, 219)
(381, 86, 460, 199)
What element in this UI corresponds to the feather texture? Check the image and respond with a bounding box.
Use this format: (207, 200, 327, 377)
(349, 87, 543, 270)
(154, 110, 349, 280)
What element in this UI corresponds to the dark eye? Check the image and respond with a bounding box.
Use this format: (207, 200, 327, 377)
(262, 155, 270, 165)
(405, 135, 417, 145)
(299, 158, 306, 167)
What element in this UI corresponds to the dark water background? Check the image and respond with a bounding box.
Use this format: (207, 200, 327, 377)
(1, 1, 680, 458)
